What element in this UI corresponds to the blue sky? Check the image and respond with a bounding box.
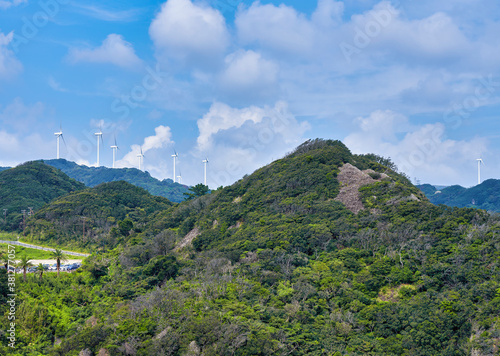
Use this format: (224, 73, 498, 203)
(1, 0, 500, 188)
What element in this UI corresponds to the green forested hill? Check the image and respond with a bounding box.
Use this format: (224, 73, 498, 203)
(2, 140, 500, 355)
(0, 161, 85, 231)
(44, 159, 189, 202)
(418, 180, 500, 212)
(25, 180, 172, 250)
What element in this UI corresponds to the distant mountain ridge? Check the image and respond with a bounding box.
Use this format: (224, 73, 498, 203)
(0, 161, 85, 230)
(418, 179, 500, 212)
(43, 159, 189, 203)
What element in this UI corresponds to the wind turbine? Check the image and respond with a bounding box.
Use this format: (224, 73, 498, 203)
(171, 151, 178, 182)
(177, 169, 182, 184)
(477, 158, 484, 185)
(54, 125, 65, 159)
(137, 148, 144, 171)
(110, 137, 119, 168)
(95, 128, 103, 167)
(202, 158, 209, 186)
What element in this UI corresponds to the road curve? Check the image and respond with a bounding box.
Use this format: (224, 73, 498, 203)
(0, 240, 90, 257)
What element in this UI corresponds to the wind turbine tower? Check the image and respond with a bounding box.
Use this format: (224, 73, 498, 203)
(54, 126, 64, 159)
(202, 158, 209, 186)
(477, 158, 484, 185)
(177, 170, 182, 184)
(95, 128, 103, 167)
(111, 137, 119, 168)
(171, 151, 178, 182)
(138, 148, 144, 171)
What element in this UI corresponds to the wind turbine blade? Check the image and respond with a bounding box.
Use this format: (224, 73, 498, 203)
(61, 134, 67, 147)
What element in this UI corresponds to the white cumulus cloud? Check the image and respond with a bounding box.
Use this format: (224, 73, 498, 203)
(312, 0, 344, 28)
(236, 2, 316, 56)
(67, 34, 142, 69)
(195, 101, 310, 187)
(344, 110, 489, 186)
(0, 130, 53, 167)
(149, 0, 229, 67)
(116, 125, 174, 176)
(219, 50, 279, 101)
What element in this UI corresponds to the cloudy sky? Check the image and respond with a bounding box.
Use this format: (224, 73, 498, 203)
(0, 0, 499, 188)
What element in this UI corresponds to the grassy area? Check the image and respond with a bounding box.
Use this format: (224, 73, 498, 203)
(0, 232, 18, 241)
(0, 243, 56, 259)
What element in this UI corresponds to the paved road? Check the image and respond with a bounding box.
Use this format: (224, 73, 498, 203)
(0, 240, 90, 257)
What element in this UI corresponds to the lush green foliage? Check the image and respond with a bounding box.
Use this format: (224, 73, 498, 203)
(183, 183, 210, 200)
(0, 161, 85, 231)
(1, 139, 500, 355)
(0, 232, 17, 241)
(25, 181, 172, 251)
(418, 180, 500, 212)
(45, 159, 190, 203)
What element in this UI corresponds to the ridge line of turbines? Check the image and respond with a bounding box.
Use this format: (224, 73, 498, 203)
(54, 127, 209, 186)
(55, 127, 487, 188)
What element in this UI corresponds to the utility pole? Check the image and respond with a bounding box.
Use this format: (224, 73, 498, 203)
(28, 207, 33, 216)
(3, 209, 6, 222)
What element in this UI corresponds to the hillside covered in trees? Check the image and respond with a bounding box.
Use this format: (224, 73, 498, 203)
(45, 159, 190, 203)
(0, 161, 85, 231)
(25, 181, 172, 251)
(418, 180, 500, 212)
(1, 140, 500, 355)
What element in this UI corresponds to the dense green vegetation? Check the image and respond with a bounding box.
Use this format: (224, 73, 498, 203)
(0, 161, 85, 231)
(45, 159, 190, 203)
(183, 183, 210, 200)
(418, 180, 500, 212)
(1, 139, 500, 355)
(25, 181, 172, 251)
(0, 232, 17, 241)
